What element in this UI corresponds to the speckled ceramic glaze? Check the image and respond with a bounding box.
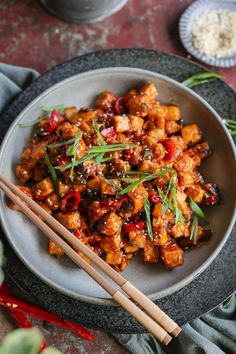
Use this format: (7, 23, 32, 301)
(0, 50, 236, 333)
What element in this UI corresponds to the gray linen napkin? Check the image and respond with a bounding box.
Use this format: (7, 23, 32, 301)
(0, 63, 235, 354)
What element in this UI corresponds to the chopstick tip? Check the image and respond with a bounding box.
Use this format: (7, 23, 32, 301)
(162, 333, 172, 346)
(171, 326, 182, 337)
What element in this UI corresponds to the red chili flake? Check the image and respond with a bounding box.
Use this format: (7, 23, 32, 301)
(61, 192, 81, 211)
(102, 197, 128, 209)
(204, 195, 218, 205)
(101, 126, 117, 139)
(139, 133, 147, 140)
(124, 221, 146, 233)
(124, 148, 134, 161)
(57, 155, 69, 166)
(45, 110, 60, 133)
(161, 138, 176, 162)
(114, 96, 129, 115)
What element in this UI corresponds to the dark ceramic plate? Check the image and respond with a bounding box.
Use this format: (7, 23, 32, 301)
(1, 49, 236, 333)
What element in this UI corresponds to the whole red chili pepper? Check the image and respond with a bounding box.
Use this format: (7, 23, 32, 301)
(101, 126, 117, 139)
(114, 96, 129, 115)
(124, 221, 146, 233)
(161, 138, 176, 162)
(0, 286, 94, 343)
(204, 195, 218, 205)
(45, 110, 60, 133)
(61, 191, 81, 211)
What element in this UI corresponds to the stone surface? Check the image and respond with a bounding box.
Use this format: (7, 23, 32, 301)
(0, 1, 235, 353)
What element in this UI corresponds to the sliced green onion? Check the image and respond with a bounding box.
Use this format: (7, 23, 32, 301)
(189, 197, 206, 221)
(44, 152, 58, 194)
(223, 119, 236, 136)
(68, 130, 82, 180)
(18, 118, 42, 128)
(119, 168, 170, 195)
(105, 179, 122, 191)
(39, 103, 67, 112)
(92, 120, 106, 146)
(47, 138, 76, 149)
(190, 215, 198, 244)
(144, 196, 153, 241)
(182, 72, 222, 89)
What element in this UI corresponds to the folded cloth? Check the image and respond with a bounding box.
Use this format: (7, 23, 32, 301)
(0, 63, 235, 354)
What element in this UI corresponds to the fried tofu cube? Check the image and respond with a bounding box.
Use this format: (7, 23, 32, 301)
(106, 251, 123, 265)
(58, 180, 70, 197)
(56, 122, 79, 138)
(139, 83, 158, 100)
(37, 201, 53, 215)
(49, 240, 64, 257)
(143, 242, 159, 263)
(113, 115, 130, 133)
(181, 124, 202, 146)
(95, 91, 116, 110)
(88, 200, 109, 223)
(45, 193, 60, 211)
(87, 176, 102, 191)
(152, 217, 169, 246)
(128, 95, 151, 117)
(178, 172, 195, 186)
(32, 177, 54, 200)
(129, 115, 144, 131)
(64, 106, 78, 119)
(15, 164, 33, 183)
(98, 212, 122, 236)
(152, 203, 163, 218)
(100, 179, 120, 195)
(174, 155, 197, 173)
(163, 105, 181, 121)
(8, 186, 33, 211)
(148, 129, 166, 142)
(185, 185, 206, 203)
(124, 245, 139, 253)
(76, 139, 87, 159)
(129, 230, 146, 248)
(57, 211, 80, 230)
(128, 183, 148, 213)
(165, 120, 182, 135)
(171, 222, 189, 238)
(100, 234, 121, 252)
(160, 244, 184, 269)
(152, 143, 166, 162)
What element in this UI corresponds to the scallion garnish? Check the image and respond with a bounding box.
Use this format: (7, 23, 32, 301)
(144, 196, 153, 240)
(39, 103, 67, 112)
(119, 168, 170, 195)
(105, 179, 122, 191)
(92, 120, 106, 146)
(182, 72, 222, 89)
(44, 152, 58, 194)
(18, 118, 42, 128)
(47, 138, 76, 149)
(190, 215, 198, 244)
(68, 130, 82, 180)
(223, 119, 236, 136)
(189, 197, 206, 221)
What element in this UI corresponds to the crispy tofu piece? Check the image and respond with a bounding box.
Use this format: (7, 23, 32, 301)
(64, 106, 78, 120)
(181, 124, 202, 146)
(124, 245, 139, 253)
(15, 164, 33, 183)
(143, 242, 159, 263)
(128, 95, 151, 117)
(129, 115, 144, 131)
(32, 177, 54, 200)
(191, 142, 211, 160)
(139, 83, 158, 100)
(165, 120, 182, 135)
(87, 176, 102, 191)
(176, 190, 192, 220)
(185, 185, 206, 203)
(148, 129, 166, 142)
(100, 234, 121, 252)
(58, 180, 70, 197)
(57, 211, 80, 230)
(139, 160, 160, 172)
(88, 200, 109, 223)
(152, 203, 163, 218)
(56, 122, 79, 138)
(163, 105, 181, 121)
(106, 251, 123, 265)
(8, 186, 33, 211)
(129, 230, 146, 248)
(100, 179, 120, 195)
(119, 256, 128, 271)
(113, 115, 130, 133)
(128, 183, 148, 214)
(152, 217, 170, 246)
(49, 240, 64, 257)
(178, 172, 195, 187)
(171, 222, 189, 238)
(160, 244, 184, 269)
(152, 143, 166, 162)
(45, 193, 60, 211)
(99, 212, 122, 236)
(76, 139, 87, 159)
(95, 91, 116, 110)
(174, 155, 198, 173)
(37, 201, 52, 215)
(31, 141, 49, 162)
(110, 158, 131, 174)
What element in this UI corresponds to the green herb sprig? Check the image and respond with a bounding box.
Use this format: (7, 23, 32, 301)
(44, 151, 58, 194)
(182, 72, 222, 88)
(189, 197, 207, 244)
(39, 103, 67, 112)
(144, 196, 153, 240)
(190, 215, 198, 244)
(47, 138, 76, 149)
(119, 168, 170, 195)
(18, 118, 42, 128)
(67, 130, 82, 180)
(223, 119, 236, 136)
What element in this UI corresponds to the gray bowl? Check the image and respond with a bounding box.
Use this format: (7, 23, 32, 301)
(0, 67, 235, 305)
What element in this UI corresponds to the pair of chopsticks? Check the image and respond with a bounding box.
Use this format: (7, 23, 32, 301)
(0, 175, 181, 345)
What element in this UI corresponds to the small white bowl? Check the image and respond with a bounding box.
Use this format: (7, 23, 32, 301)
(179, 0, 236, 68)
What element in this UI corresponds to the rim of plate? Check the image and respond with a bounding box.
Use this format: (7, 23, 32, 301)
(179, 0, 236, 68)
(0, 67, 235, 306)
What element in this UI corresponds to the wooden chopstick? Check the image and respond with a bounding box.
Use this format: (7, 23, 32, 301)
(0, 175, 181, 340)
